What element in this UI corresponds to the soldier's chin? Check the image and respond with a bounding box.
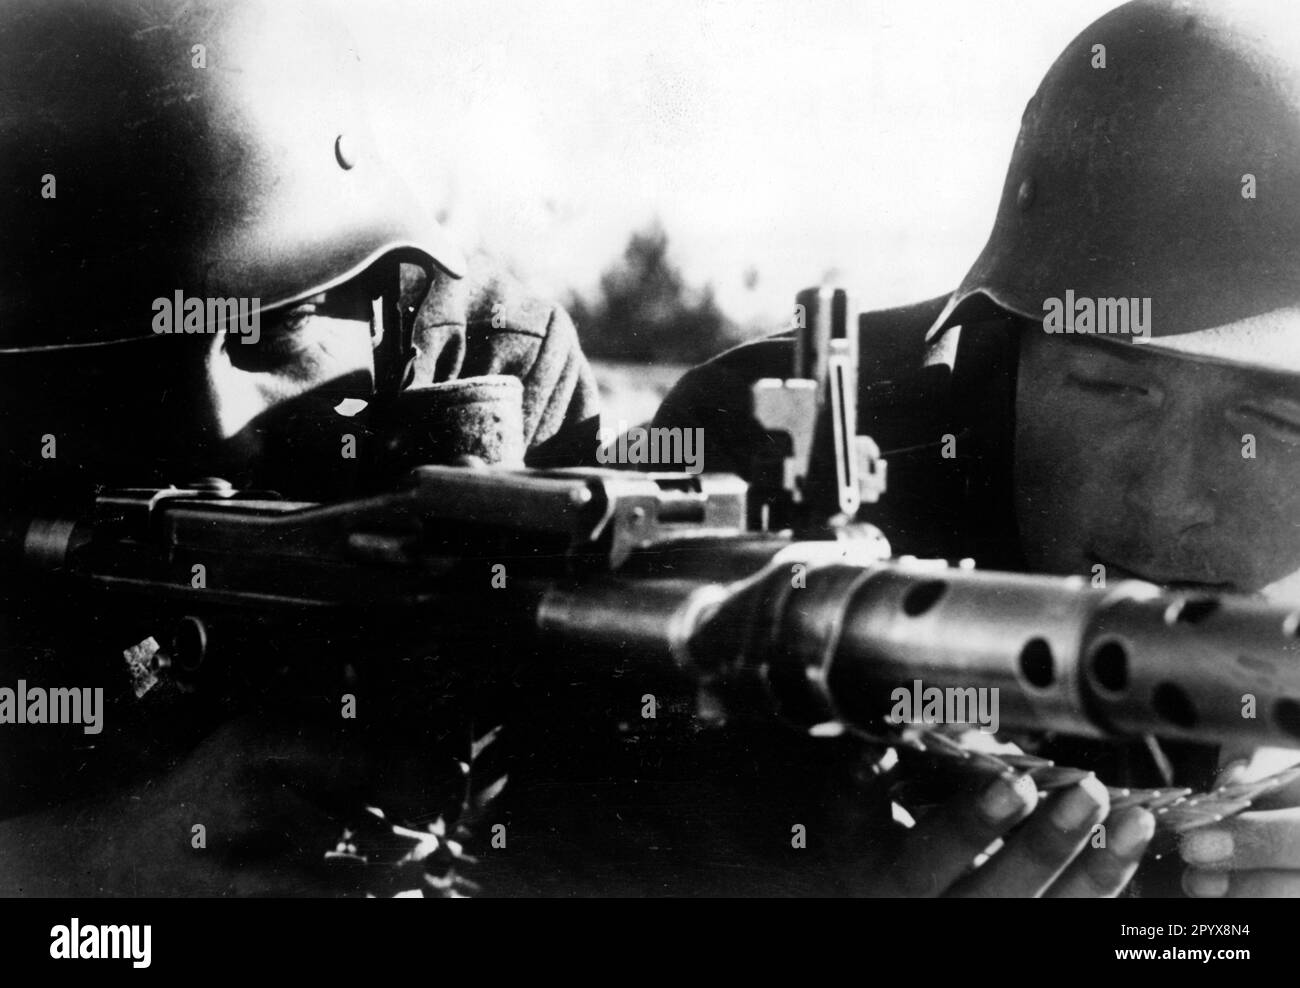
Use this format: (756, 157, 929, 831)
(1082, 551, 1256, 596)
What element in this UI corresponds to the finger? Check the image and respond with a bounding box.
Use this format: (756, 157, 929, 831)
(1180, 807, 1300, 872)
(1212, 747, 1300, 810)
(871, 771, 1038, 896)
(1215, 746, 1300, 786)
(951, 775, 1109, 897)
(1183, 867, 1300, 898)
(1043, 807, 1155, 898)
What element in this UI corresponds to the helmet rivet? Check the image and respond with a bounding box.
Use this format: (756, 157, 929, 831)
(335, 134, 356, 170)
(1016, 177, 1035, 211)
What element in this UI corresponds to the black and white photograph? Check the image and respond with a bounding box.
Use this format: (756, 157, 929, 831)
(0, 0, 1295, 961)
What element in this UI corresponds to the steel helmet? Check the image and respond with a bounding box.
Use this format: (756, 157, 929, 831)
(0, 0, 465, 353)
(929, 0, 1300, 374)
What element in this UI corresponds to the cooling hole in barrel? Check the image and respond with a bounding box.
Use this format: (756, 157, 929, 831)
(1275, 699, 1300, 741)
(902, 579, 947, 617)
(1018, 638, 1055, 688)
(1090, 640, 1129, 692)
(1152, 683, 1197, 728)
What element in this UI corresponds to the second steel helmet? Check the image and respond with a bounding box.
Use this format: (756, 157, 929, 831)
(928, 0, 1300, 374)
(0, 0, 465, 352)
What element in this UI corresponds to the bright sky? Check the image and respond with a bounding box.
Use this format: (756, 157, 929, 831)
(343, 0, 1120, 327)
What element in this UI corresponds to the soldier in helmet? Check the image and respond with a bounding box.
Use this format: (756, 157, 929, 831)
(655, 0, 1300, 896)
(0, 0, 597, 895)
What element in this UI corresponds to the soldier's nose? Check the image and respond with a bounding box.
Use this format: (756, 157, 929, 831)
(1120, 419, 1218, 534)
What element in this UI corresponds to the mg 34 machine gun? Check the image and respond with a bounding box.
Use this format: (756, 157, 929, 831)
(6, 288, 1300, 894)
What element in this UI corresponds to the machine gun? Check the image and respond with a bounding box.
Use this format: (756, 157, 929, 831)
(5, 288, 1300, 880)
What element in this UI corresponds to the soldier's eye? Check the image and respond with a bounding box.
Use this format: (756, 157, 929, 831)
(226, 305, 319, 372)
(264, 305, 317, 345)
(1231, 405, 1300, 445)
(1065, 371, 1151, 398)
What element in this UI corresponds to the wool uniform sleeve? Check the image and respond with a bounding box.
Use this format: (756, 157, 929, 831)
(408, 254, 602, 468)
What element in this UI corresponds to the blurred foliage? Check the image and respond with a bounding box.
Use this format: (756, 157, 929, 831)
(568, 222, 745, 365)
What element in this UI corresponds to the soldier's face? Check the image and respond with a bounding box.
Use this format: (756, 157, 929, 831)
(0, 283, 377, 506)
(1013, 329, 1300, 601)
(175, 286, 378, 486)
